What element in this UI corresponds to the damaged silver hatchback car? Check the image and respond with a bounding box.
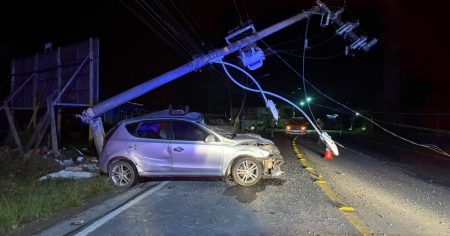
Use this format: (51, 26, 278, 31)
(100, 108, 284, 187)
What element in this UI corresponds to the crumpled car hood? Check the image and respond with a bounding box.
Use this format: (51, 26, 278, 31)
(208, 126, 275, 149)
(210, 127, 282, 159)
(232, 133, 274, 145)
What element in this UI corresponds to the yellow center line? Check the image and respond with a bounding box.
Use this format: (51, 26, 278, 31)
(292, 137, 374, 236)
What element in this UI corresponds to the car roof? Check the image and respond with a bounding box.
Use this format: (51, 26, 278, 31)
(122, 109, 204, 124)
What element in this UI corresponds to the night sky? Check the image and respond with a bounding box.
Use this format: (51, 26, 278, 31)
(1, 1, 449, 125)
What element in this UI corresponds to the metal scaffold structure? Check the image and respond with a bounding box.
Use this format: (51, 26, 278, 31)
(1, 38, 99, 156)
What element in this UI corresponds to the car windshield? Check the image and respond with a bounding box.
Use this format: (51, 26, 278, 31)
(288, 117, 307, 125)
(205, 124, 236, 139)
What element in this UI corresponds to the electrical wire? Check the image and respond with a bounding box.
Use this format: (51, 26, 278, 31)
(218, 62, 269, 105)
(120, 0, 190, 60)
(216, 59, 344, 154)
(274, 33, 338, 53)
(124, 0, 239, 120)
(123, 2, 448, 157)
(277, 50, 345, 60)
(152, 0, 203, 54)
(312, 101, 450, 135)
(369, 118, 450, 135)
(137, 0, 196, 56)
(359, 111, 450, 116)
(125, 0, 233, 91)
(168, 0, 209, 51)
(233, 0, 244, 25)
(301, 16, 320, 132)
(170, 2, 231, 84)
(165, 0, 235, 89)
(241, 0, 250, 22)
(213, 59, 323, 135)
(150, 0, 233, 88)
(261, 41, 450, 158)
(268, 6, 344, 50)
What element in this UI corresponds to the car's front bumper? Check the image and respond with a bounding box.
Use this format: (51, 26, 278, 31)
(286, 130, 307, 135)
(262, 146, 285, 176)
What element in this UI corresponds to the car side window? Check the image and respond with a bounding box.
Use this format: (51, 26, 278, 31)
(172, 121, 209, 141)
(128, 121, 170, 139)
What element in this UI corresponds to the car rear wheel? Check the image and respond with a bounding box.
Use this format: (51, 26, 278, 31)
(232, 157, 262, 186)
(108, 160, 138, 188)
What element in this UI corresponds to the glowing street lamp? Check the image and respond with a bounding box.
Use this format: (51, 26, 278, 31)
(306, 97, 312, 102)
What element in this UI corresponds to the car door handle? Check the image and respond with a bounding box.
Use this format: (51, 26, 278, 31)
(128, 145, 138, 150)
(173, 147, 184, 152)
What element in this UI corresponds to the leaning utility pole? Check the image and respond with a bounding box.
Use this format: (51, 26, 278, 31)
(80, 0, 376, 155)
(80, 3, 326, 155)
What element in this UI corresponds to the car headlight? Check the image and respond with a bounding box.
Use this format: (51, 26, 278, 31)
(286, 125, 291, 130)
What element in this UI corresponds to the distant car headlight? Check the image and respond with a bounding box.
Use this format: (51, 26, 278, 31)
(250, 126, 255, 130)
(301, 126, 306, 131)
(286, 125, 291, 130)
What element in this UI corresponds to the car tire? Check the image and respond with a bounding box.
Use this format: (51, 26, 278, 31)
(232, 156, 263, 186)
(108, 160, 138, 188)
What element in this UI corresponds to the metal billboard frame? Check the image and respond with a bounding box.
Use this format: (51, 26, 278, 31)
(1, 38, 99, 156)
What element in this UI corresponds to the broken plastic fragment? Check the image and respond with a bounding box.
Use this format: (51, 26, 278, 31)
(72, 220, 85, 225)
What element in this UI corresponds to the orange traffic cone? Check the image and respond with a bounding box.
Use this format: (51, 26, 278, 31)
(323, 148, 333, 160)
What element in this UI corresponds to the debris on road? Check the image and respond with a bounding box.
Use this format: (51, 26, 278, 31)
(39, 170, 96, 181)
(61, 159, 74, 165)
(71, 220, 85, 225)
(48, 146, 101, 175)
(65, 166, 83, 172)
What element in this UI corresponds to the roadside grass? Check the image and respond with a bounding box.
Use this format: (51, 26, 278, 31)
(0, 155, 113, 234)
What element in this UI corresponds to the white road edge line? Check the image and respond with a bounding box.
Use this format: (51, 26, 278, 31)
(74, 181, 169, 236)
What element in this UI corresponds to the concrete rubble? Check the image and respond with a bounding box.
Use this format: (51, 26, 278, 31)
(39, 146, 100, 181)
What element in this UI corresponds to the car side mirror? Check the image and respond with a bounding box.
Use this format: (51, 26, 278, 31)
(204, 134, 216, 143)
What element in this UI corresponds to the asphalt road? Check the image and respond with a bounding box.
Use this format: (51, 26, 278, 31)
(298, 134, 450, 235)
(39, 133, 450, 235)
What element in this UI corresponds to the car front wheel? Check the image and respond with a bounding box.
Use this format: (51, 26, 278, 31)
(108, 160, 138, 188)
(232, 157, 262, 186)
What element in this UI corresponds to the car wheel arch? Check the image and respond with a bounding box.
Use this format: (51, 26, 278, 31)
(225, 155, 261, 177)
(108, 159, 139, 188)
(107, 156, 135, 173)
(230, 155, 263, 186)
